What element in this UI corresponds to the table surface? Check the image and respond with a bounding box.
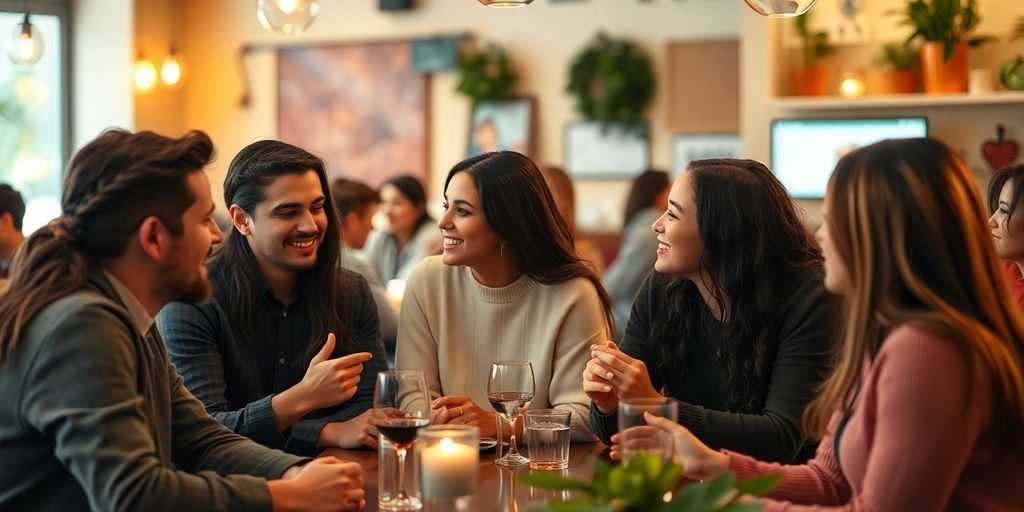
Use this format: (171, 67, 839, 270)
(338, 442, 610, 512)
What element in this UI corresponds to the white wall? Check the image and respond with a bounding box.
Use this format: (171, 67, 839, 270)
(166, 0, 740, 231)
(72, 0, 134, 150)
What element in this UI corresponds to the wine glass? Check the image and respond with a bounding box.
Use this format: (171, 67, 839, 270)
(488, 361, 535, 467)
(374, 370, 431, 511)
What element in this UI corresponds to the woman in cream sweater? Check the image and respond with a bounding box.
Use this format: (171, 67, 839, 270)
(395, 151, 613, 441)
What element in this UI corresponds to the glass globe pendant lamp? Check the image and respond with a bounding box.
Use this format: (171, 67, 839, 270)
(743, 0, 819, 18)
(256, 0, 321, 35)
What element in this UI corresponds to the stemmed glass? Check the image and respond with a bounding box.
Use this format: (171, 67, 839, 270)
(374, 370, 431, 511)
(488, 361, 535, 467)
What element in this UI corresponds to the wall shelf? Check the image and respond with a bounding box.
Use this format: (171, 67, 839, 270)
(772, 91, 1024, 111)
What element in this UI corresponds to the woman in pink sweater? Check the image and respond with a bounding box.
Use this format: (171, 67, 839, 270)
(613, 138, 1024, 510)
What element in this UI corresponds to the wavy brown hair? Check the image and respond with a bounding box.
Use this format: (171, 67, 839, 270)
(0, 129, 213, 362)
(210, 140, 353, 357)
(448, 152, 613, 331)
(652, 159, 824, 412)
(804, 138, 1024, 445)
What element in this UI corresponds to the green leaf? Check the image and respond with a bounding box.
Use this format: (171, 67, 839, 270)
(519, 472, 597, 495)
(702, 472, 737, 505)
(735, 472, 783, 497)
(719, 503, 767, 512)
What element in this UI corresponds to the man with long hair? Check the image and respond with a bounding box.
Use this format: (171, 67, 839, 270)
(0, 130, 366, 510)
(157, 140, 387, 455)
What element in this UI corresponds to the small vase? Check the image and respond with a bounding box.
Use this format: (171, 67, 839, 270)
(921, 41, 968, 94)
(789, 68, 828, 96)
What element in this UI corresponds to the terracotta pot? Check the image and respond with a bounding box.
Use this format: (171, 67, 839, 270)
(866, 70, 918, 94)
(921, 41, 968, 94)
(789, 68, 828, 96)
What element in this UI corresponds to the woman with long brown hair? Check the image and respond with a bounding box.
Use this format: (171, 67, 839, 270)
(622, 138, 1024, 509)
(396, 151, 613, 441)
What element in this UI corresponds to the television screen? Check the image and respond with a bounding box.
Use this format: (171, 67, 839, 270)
(771, 117, 928, 199)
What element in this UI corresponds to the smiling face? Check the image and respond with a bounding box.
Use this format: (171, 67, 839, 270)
(652, 171, 703, 277)
(989, 178, 1024, 262)
(380, 184, 424, 238)
(233, 170, 328, 273)
(438, 171, 505, 270)
(160, 170, 225, 304)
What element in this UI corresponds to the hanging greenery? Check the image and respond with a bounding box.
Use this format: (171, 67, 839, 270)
(456, 43, 517, 105)
(567, 32, 655, 132)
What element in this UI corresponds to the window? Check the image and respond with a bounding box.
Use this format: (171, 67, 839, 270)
(0, 1, 68, 234)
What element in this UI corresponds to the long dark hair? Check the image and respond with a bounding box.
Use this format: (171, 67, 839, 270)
(988, 163, 1024, 217)
(0, 129, 213, 362)
(806, 139, 1024, 444)
(652, 159, 823, 412)
(382, 174, 432, 231)
(623, 169, 669, 226)
(445, 152, 614, 331)
(211, 140, 353, 356)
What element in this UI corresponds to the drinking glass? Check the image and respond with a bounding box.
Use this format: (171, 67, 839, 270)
(488, 361, 535, 467)
(617, 397, 678, 462)
(525, 409, 571, 470)
(374, 370, 431, 511)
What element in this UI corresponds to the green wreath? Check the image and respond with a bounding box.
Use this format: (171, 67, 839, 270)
(567, 32, 655, 131)
(456, 43, 518, 104)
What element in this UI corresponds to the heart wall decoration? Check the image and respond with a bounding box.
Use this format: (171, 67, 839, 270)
(983, 125, 1020, 173)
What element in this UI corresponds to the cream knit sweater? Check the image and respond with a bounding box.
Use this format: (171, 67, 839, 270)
(396, 256, 608, 441)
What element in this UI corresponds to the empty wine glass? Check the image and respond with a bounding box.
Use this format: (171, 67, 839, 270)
(374, 370, 431, 511)
(488, 361, 535, 467)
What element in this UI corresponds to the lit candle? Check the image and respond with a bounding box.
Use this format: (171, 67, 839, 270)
(420, 437, 478, 498)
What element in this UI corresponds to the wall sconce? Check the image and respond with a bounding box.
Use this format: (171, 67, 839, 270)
(134, 53, 158, 94)
(744, 0, 818, 18)
(8, 13, 44, 65)
(477, 0, 533, 7)
(257, 0, 321, 34)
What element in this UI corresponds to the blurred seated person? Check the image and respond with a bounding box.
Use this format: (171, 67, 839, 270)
(540, 165, 605, 275)
(332, 177, 398, 362)
(362, 174, 441, 282)
(0, 183, 26, 283)
(988, 163, 1024, 308)
(603, 170, 670, 340)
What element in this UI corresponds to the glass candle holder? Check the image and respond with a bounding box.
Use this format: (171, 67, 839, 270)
(417, 425, 480, 500)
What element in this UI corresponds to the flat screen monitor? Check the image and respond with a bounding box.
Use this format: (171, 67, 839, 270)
(771, 117, 929, 199)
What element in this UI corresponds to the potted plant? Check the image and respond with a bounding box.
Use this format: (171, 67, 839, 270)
(567, 32, 655, 133)
(868, 43, 919, 94)
(790, 10, 831, 96)
(456, 43, 518, 104)
(999, 17, 1024, 91)
(898, 0, 993, 94)
(520, 452, 781, 512)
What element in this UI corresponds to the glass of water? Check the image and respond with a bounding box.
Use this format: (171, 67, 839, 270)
(525, 409, 571, 470)
(617, 398, 677, 462)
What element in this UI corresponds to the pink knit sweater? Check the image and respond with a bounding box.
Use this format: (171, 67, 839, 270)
(726, 325, 1024, 511)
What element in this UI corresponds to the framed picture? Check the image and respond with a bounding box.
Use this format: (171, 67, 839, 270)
(278, 41, 429, 188)
(467, 97, 535, 157)
(671, 133, 743, 175)
(564, 122, 650, 179)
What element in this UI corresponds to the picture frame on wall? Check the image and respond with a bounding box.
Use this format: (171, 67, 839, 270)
(671, 133, 743, 175)
(467, 97, 536, 157)
(564, 121, 650, 179)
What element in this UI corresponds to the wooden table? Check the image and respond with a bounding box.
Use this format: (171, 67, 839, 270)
(337, 442, 610, 511)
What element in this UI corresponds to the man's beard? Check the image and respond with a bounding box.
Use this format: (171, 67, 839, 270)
(159, 263, 213, 305)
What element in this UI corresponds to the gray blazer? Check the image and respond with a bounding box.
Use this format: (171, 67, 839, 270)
(0, 263, 306, 511)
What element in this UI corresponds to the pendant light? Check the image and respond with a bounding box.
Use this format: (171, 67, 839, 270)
(256, 0, 320, 35)
(8, 1, 44, 66)
(160, 0, 186, 89)
(477, 0, 533, 7)
(743, 0, 819, 18)
(133, 0, 156, 94)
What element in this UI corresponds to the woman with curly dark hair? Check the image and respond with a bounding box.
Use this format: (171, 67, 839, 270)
(585, 158, 842, 463)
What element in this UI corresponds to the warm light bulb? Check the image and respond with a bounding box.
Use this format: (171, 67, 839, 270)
(743, 0, 819, 17)
(8, 15, 44, 65)
(134, 58, 158, 94)
(840, 78, 865, 98)
(256, 0, 320, 34)
(160, 52, 187, 89)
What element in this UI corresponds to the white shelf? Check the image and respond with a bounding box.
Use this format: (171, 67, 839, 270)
(771, 91, 1024, 111)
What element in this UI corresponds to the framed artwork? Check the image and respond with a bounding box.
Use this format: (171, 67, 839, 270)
(564, 122, 649, 179)
(671, 133, 743, 175)
(278, 41, 428, 188)
(467, 97, 535, 157)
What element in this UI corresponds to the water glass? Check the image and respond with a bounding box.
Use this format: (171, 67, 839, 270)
(617, 398, 678, 461)
(525, 409, 571, 470)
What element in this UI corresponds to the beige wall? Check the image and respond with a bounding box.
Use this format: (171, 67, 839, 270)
(136, 0, 740, 231)
(72, 0, 134, 151)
